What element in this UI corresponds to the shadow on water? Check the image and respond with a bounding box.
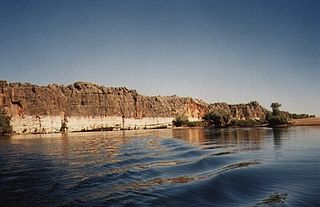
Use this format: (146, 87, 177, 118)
(272, 128, 285, 151)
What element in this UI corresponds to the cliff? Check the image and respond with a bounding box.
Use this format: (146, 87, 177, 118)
(0, 81, 208, 119)
(0, 81, 267, 134)
(209, 101, 267, 120)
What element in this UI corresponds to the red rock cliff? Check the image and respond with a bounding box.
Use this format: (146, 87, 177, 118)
(0, 81, 267, 120)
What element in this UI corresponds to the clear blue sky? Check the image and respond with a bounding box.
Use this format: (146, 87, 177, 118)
(1, 0, 319, 115)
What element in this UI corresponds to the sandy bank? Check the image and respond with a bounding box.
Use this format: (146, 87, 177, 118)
(289, 117, 320, 126)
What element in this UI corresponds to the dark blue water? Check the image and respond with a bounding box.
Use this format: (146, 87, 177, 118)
(0, 127, 319, 207)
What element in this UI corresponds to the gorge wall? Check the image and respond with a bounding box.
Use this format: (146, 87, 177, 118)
(0, 81, 267, 134)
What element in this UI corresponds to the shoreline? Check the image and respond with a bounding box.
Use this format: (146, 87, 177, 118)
(1, 118, 319, 136)
(288, 117, 320, 127)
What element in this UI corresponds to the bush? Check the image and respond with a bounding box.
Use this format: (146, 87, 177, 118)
(230, 119, 260, 127)
(202, 111, 231, 127)
(172, 117, 203, 127)
(0, 111, 12, 135)
(172, 116, 189, 127)
(185, 121, 204, 127)
(268, 115, 288, 126)
(184, 121, 196, 127)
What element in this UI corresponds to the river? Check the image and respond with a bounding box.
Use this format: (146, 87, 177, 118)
(0, 127, 319, 206)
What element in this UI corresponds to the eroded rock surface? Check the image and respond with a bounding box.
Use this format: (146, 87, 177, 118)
(0, 81, 267, 133)
(0, 81, 209, 119)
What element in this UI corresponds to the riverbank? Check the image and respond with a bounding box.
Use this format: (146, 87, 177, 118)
(289, 117, 320, 126)
(9, 116, 177, 134)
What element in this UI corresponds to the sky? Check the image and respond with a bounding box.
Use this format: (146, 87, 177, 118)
(0, 0, 319, 115)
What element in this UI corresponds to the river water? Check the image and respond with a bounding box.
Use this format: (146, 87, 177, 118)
(0, 127, 319, 207)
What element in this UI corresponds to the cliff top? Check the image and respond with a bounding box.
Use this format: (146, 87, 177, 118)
(0, 80, 267, 120)
(0, 80, 264, 105)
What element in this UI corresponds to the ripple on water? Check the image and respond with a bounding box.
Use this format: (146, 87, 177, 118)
(1, 127, 320, 207)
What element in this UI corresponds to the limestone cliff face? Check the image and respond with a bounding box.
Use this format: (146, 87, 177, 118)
(0, 81, 208, 119)
(0, 81, 267, 133)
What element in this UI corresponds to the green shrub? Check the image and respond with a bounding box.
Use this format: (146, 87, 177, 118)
(268, 115, 288, 126)
(0, 111, 12, 135)
(185, 121, 196, 127)
(202, 111, 231, 127)
(172, 116, 189, 127)
(230, 119, 260, 127)
(185, 121, 204, 127)
(172, 117, 203, 127)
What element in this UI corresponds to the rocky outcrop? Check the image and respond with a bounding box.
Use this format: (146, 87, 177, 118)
(0, 81, 267, 134)
(0, 81, 208, 119)
(209, 101, 267, 120)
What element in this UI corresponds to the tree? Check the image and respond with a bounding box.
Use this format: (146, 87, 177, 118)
(0, 110, 12, 135)
(203, 111, 231, 127)
(267, 103, 288, 126)
(271, 102, 281, 116)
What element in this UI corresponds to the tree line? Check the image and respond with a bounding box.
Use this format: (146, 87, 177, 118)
(173, 102, 316, 128)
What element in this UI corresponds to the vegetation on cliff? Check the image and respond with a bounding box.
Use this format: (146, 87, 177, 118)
(202, 102, 317, 128)
(0, 110, 12, 135)
(202, 101, 267, 128)
(202, 111, 263, 128)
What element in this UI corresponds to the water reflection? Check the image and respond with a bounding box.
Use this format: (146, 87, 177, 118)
(172, 128, 205, 144)
(3, 128, 272, 159)
(272, 128, 283, 151)
(1, 127, 320, 207)
(61, 133, 69, 157)
(171, 128, 269, 152)
(272, 128, 292, 153)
